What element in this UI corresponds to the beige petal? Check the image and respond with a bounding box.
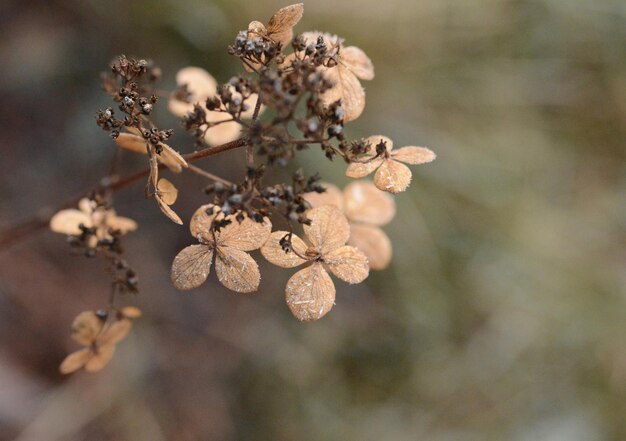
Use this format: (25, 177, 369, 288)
(189, 204, 220, 240)
(303, 183, 344, 210)
(240, 92, 264, 119)
(121, 306, 142, 319)
(115, 133, 148, 155)
(248, 20, 267, 35)
(156, 196, 183, 225)
(320, 65, 365, 122)
(340, 46, 374, 80)
(267, 3, 304, 46)
(158, 144, 188, 173)
(324, 245, 369, 283)
(106, 215, 138, 234)
(78, 198, 96, 214)
(345, 156, 384, 179)
(391, 146, 436, 165)
(374, 159, 412, 193)
(176, 67, 217, 99)
(343, 180, 396, 226)
(203, 113, 243, 146)
(157, 178, 178, 205)
(98, 319, 132, 346)
(59, 348, 91, 374)
(364, 135, 393, 153)
(260, 230, 308, 268)
(50, 209, 93, 235)
(215, 247, 260, 293)
(303, 205, 350, 255)
(84, 344, 115, 372)
(70, 311, 104, 346)
(168, 99, 194, 118)
(285, 263, 335, 322)
(218, 215, 272, 251)
(171, 244, 214, 290)
(348, 225, 392, 270)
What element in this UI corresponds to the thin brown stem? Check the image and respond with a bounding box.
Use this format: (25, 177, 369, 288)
(187, 164, 232, 186)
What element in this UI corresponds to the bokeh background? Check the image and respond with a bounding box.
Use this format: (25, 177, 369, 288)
(1, 0, 625, 440)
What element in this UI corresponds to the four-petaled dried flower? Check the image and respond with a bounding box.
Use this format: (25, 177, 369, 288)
(261, 205, 369, 322)
(59, 307, 140, 374)
(171, 204, 272, 293)
(50, 198, 137, 246)
(305, 181, 395, 270)
(169, 67, 261, 146)
(346, 135, 436, 193)
(115, 127, 188, 173)
(301, 32, 374, 122)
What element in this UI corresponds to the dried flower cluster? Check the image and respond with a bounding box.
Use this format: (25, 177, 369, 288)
(48, 3, 435, 373)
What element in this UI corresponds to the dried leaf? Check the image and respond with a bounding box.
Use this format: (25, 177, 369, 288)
(59, 348, 91, 374)
(115, 133, 147, 154)
(261, 231, 308, 268)
(189, 204, 219, 240)
(84, 344, 116, 373)
(374, 159, 412, 193)
(343, 181, 396, 226)
(320, 65, 365, 122)
(324, 245, 369, 283)
(391, 146, 436, 165)
(303, 205, 350, 255)
(171, 244, 214, 290)
(285, 263, 335, 322)
(215, 247, 260, 293)
(267, 3, 304, 46)
(70, 311, 103, 346)
(340, 46, 375, 80)
(50, 209, 92, 235)
(303, 183, 344, 210)
(99, 319, 132, 346)
(218, 215, 272, 251)
(157, 178, 178, 205)
(156, 196, 183, 225)
(348, 224, 392, 270)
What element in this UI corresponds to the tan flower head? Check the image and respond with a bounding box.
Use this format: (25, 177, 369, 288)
(171, 205, 272, 293)
(59, 308, 140, 374)
(346, 135, 436, 193)
(50, 198, 137, 246)
(304, 181, 395, 270)
(300, 32, 374, 122)
(248, 3, 304, 48)
(168, 67, 263, 146)
(115, 127, 188, 173)
(261, 205, 369, 321)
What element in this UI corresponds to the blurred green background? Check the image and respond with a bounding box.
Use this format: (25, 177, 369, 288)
(0, 0, 625, 440)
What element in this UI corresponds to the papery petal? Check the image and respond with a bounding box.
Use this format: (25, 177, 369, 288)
(240, 93, 264, 119)
(320, 65, 365, 122)
(364, 135, 393, 153)
(324, 245, 369, 283)
(107, 215, 138, 234)
(84, 344, 115, 372)
(171, 244, 214, 290)
(157, 178, 178, 205)
(115, 133, 148, 154)
(71, 311, 104, 346)
(203, 114, 242, 146)
(285, 263, 335, 322)
(340, 46, 374, 80)
(348, 224, 392, 270)
(215, 247, 260, 293)
(218, 215, 272, 251)
(345, 156, 384, 179)
(303, 183, 344, 210)
(343, 181, 396, 226)
(374, 160, 412, 193)
(121, 306, 142, 319)
(267, 3, 304, 46)
(59, 348, 91, 374)
(158, 144, 188, 173)
(50, 209, 92, 235)
(391, 146, 436, 165)
(189, 204, 220, 240)
(303, 205, 350, 255)
(261, 231, 308, 268)
(176, 67, 217, 99)
(156, 196, 183, 225)
(98, 319, 132, 346)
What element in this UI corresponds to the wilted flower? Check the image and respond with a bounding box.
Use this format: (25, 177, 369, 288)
(171, 204, 272, 293)
(168, 67, 262, 146)
(59, 307, 140, 374)
(346, 135, 436, 193)
(115, 127, 188, 173)
(300, 32, 374, 122)
(50, 198, 137, 246)
(261, 205, 369, 321)
(305, 181, 395, 270)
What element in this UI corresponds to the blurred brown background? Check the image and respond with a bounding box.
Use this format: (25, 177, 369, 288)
(0, 0, 625, 440)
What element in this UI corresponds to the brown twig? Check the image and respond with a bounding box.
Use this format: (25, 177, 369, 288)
(0, 137, 250, 251)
